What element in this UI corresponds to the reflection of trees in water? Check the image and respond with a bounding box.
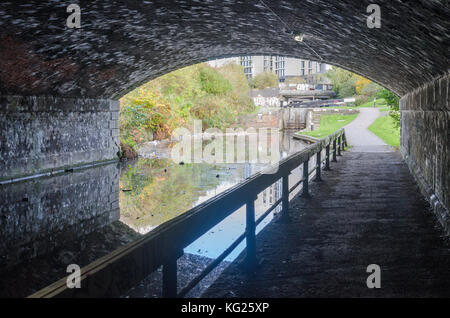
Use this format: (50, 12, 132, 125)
(119, 159, 223, 232)
(120, 132, 305, 233)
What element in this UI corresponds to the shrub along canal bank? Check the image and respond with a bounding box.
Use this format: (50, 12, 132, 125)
(119, 63, 255, 152)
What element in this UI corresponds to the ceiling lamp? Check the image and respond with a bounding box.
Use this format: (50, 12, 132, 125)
(294, 33, 304, 42)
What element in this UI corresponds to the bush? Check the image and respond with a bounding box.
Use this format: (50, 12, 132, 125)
(388, 110, 401, 129)
(378, 89, 399, 110)
(354, 95, 369, 106)
(190, 95, 232, 129)
(249, 71, 279, 89)
(361, 81, 382, 97)
(216, 63, 255, 115)
(285, 76, 306, 84)
(120, 141, 138, 160)
(216, 63, 250, 94)
(119, 62, 256, 145)
(120, 89, 178, 143)
(199, 65, 232, 95)
(355, 76, 371, 94)
(377, 88, 400, 127)
(325, 66, 382, 100)
(325, 67, 356, 98)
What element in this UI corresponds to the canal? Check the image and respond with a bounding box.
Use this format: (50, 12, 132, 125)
(0, 130, 311, 297)
(120, 131, 307, 260)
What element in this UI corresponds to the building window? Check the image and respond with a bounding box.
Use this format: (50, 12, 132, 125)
(300, 60, 305, 75)
(263, 55, 273, 72)
(240, 56, 253, 79)
(308, 60, 313, 74)
(275, 56, 285, 78)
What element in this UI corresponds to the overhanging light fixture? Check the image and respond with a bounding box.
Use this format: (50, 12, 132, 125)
(294, 33, 304, 42)
(259, 0, 322, 59)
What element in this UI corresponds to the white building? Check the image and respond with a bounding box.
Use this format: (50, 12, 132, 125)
(207, 55, 331, 80)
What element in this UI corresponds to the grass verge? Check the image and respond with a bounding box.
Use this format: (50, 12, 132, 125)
(327, 98, 387, 110)
(368, 115, 400, 148)
(298, 113, 358, 138)
(357, 98, 387, 108)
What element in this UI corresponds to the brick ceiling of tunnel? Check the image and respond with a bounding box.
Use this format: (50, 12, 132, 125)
(0, 0, 448, 99)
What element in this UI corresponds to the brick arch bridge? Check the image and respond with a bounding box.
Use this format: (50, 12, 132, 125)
(0, 1, 448, 227)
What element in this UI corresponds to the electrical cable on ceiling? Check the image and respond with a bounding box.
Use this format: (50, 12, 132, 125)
(259, 0, 323, 61)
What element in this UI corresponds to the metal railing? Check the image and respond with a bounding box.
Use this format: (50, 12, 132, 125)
(30, 129, 347, 298)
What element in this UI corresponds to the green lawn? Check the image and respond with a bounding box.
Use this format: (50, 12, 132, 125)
(328, 98, 387, 110)
(358, 98, 387, 108)
(368, 115, 400, 148)
(298, 114, 358, 138)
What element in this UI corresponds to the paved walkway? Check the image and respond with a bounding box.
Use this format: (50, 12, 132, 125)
(202, 114, 450, 297)
(344, 108, 392, 152)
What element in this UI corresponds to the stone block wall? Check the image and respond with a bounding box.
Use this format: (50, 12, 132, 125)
(0, 96, 120, 181)
(280, 108, 308, 130)
(400, 72, 449, 233)
(282, 107, 358, 131)
(0, 163, 120, 269)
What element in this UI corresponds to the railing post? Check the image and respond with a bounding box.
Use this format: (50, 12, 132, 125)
(301, 158, 311, 197)
(337, 136, 342, 156)
(314, 151, 322, 182)
(324, 144, 331, 171)
(162, 252, 178, 298)
(332, 139, 337, 162)
(245, 196, 257, 269)
(343, 133, 348, 149)
(280, 174, 290, 222)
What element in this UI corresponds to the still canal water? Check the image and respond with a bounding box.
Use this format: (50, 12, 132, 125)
(119, 131, 308, 261)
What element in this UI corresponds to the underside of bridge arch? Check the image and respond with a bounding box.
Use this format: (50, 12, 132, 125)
(0, 1, 448, 229)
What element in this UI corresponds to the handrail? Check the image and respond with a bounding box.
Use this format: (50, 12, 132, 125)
(29, 128, 347, 298)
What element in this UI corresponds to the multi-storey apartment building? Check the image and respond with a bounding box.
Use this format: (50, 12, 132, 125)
(207, 55, 330, 80)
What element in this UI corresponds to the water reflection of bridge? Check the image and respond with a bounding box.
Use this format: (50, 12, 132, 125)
(0, 163, 128, 297)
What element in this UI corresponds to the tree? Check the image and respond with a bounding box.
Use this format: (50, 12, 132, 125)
(325, 67, 356, 98)
(355, 76, 371, 94)
(378, 88, 399, 110)
(361, 81, 382, 97)
(285, 76, 306, 84)
(249, 71, 279, 89)
(119, 62, 256, 147)
(325, 66, 382, 100)
(378, 88, 400, 127)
